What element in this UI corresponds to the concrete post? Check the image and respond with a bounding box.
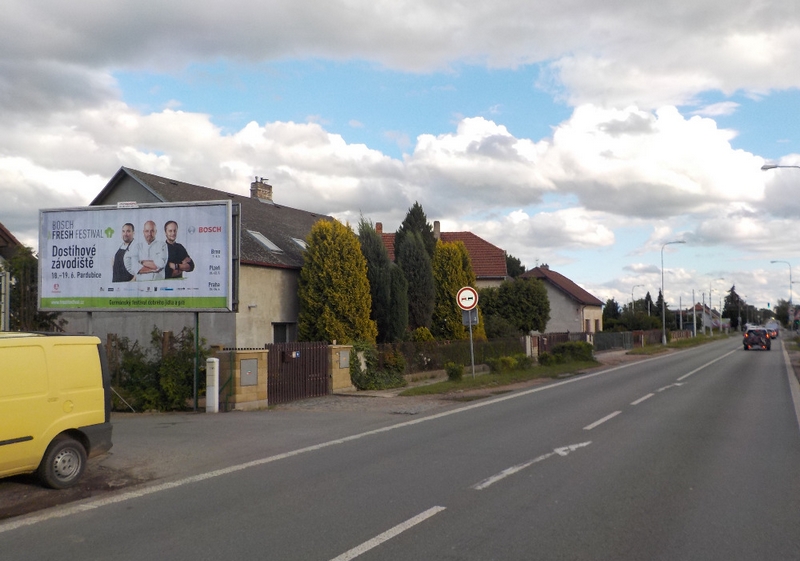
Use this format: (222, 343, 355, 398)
(206, 357, 219, 413)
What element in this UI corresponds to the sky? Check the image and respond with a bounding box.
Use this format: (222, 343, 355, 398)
(2, 0, 800, 316)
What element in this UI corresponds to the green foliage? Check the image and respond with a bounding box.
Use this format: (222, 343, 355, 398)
(603, 298, 621, 322)
(444, 361, 463, 381)
(537, 352, 563, 367)
(480, 278, 549, 335)
(298, 219, 378, 344)
(482, 312, 520, 338)
(111, 327, 209, 412)
(395, 201, 436, 258)
(551, 341, 594, 362)
(358, 218, 393, 342)
(349, 341, 407, 390)
(396, 231, 435, 331)
(411, 326, 434, 342)
(505, 252, 525, 278)
(431, 240, 473, 340)
(387, 264, 409, 342)
(485, 353, 533, 372)
(3, 246, 65, 331)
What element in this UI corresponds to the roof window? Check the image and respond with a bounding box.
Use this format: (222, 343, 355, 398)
(248, 230, 283, 253)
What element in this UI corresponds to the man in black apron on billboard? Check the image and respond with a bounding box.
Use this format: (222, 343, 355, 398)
(112, 223, 135, 282)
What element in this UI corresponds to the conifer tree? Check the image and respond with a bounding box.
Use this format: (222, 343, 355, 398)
(396, 231, 435, 331)
(387, 263, 409, 341)
(298, 220, 377, 343)
(431, 240, 474, 340)
(395, 202, 436, 258)
(357, 219, 392, 342)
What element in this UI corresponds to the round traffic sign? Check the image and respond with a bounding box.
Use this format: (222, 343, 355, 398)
(456, 286, 479, 310)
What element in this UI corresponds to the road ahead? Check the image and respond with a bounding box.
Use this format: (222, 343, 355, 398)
(2, 339, 800, 560)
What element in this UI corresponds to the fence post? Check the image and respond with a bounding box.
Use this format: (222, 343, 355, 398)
(206, 357, 219, 413)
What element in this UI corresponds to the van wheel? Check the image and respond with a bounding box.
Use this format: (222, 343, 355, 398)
(38, 436, 87, 489)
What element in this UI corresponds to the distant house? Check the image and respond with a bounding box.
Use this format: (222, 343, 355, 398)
(520, 265, 604, 333)
(0, 221, 23, 267)
(0, 222, 23, 331)
(376, 221, 508, 288)
(63, 167, 332, 348)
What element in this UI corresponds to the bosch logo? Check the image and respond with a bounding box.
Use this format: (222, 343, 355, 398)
(187, 226, 196, 234)
(53, 284, 60, 291)
(198, 226, 222, 233)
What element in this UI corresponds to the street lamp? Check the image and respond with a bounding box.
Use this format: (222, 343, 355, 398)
(661, 240, 685, 344)
(708, 277, 724, 335)
(631, 284, 644, 313)
(762, 164, 800, 171)
(771, 260, 793, 330)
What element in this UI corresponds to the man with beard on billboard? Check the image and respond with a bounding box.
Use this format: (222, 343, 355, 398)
(164, 220, 195, 279)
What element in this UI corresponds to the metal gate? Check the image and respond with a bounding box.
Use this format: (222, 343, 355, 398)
(266, 342, 330, 405)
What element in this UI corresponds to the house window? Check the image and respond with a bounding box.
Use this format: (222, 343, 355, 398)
(594, 319, 600, 333)
(291, 237, 308, 250)
(248, 230, 283, 252)
(585, 319, 590, 333)
(273, 323, 297, 343)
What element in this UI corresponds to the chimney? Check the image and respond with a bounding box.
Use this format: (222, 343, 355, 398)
(376, 222, 383, 234)
(250, 177, 273, 203)
(434, 220, 441, 240)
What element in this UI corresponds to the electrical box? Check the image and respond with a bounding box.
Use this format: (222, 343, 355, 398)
(240, 358, 258, 386)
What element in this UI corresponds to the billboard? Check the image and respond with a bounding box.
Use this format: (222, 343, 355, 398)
(39, 201, 235, 312)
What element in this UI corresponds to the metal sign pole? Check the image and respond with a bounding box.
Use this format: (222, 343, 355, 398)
(457, 287, 479, 379)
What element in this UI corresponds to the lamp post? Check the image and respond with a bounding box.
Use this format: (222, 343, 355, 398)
(763, 164, 799, 330)
(771, 260, 793, 330)
(762, 164, 800, 171)
(708, 277, 724, 335)
(631, 284, 644, 314)
(661, 240, 685, 344)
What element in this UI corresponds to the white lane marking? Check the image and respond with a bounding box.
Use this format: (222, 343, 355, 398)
(631, 393, 654, 405)
(657, 382, 684, 392)
(583, 411, 622, 431)
(0, 351, 681, 535)
(677, 349, 737, 381)
(472, 442, 591, 490)
(329, 506, 446, 561)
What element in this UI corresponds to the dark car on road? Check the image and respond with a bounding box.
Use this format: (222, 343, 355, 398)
(743, 327, 771, 351)
(765, 320, 780, 339)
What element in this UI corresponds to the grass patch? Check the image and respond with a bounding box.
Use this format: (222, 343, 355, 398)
(627, 333, 733, 356)
(398, 359, 599, 397)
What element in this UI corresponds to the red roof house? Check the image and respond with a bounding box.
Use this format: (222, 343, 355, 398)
(376, 221, 508, 288)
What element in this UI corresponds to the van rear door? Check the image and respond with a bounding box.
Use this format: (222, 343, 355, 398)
(0, 341, 49, 476)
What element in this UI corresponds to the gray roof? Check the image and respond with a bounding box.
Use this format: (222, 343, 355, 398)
(91, 167, 332, 269)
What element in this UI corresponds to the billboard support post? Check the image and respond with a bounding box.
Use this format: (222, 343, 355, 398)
(194, 312, 199, 412)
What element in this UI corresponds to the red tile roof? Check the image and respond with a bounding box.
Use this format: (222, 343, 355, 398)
(377, 228, 507, 280)
(521, 266, 603, 306)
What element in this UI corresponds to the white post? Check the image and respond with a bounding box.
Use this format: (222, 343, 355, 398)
(206, 357, 219, 413)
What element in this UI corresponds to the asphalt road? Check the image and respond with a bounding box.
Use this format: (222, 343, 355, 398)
(2, 338, 800, 560)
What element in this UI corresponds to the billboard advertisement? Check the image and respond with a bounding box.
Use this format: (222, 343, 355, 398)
(39, 201, 234, 311)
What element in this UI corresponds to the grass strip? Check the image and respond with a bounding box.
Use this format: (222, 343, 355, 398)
(399, 360, 600, 397)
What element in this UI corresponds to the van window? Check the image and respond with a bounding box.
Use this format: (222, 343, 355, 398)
(0, 345, 47, 398)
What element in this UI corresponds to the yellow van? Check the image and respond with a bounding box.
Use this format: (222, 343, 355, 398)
(0, 333, 113, 488)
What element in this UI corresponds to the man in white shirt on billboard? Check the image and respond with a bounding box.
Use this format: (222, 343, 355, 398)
(124, 220, 168, 281)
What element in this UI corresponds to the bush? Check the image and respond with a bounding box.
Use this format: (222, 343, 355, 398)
(444, 361, 463, 381)
(349, 341, 407, 390)
(537, 351, 564, 367)
(110, 327, 209, 412)
(411, 326, 434, 342)
(513, 353, 534, 370)
(551, 341, 594, 362)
